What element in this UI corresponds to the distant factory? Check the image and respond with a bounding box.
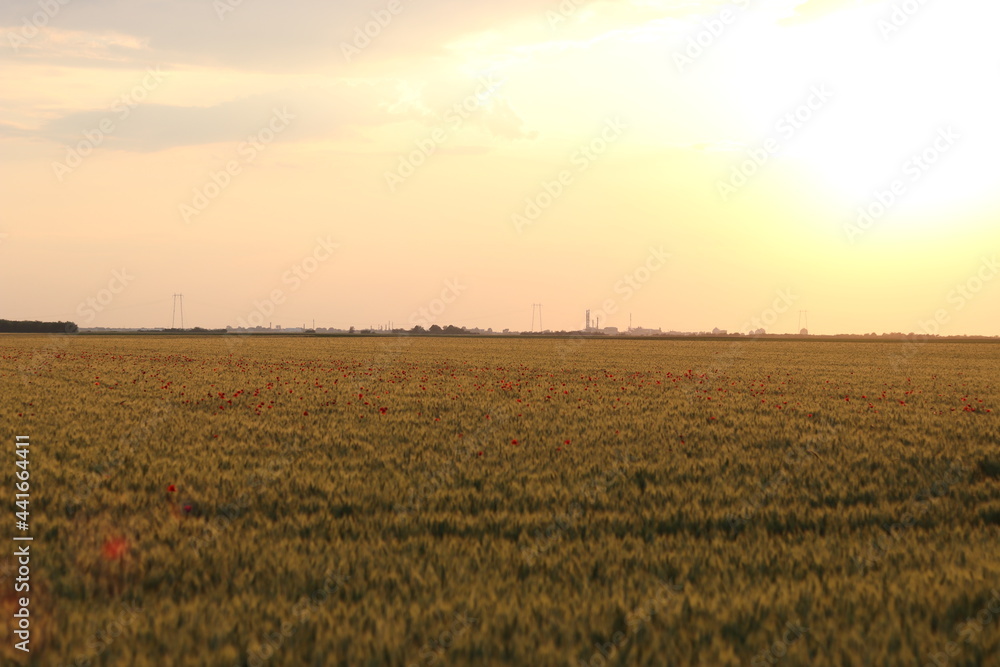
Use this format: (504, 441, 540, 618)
(583, 309, 660, 336)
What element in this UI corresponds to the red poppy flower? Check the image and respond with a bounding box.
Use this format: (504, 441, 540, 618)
(183, 505, 193, 514)
(167, 484, 176, 493)
(101, 537, 129, 561)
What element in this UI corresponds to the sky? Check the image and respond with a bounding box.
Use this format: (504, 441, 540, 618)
(1, 0, 998, 335)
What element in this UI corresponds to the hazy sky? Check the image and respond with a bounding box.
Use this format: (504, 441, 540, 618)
(1, 0, 998, 334)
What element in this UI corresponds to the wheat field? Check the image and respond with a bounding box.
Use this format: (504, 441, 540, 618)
(1, 334, 998, 666)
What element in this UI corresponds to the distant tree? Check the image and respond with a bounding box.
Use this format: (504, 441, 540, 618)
(428, 324, 443, 334)
(0, 319, 77, 333)
(409, 325, 426, 334)
(443, 325, 465, 335)
(349, 326, 355, 334)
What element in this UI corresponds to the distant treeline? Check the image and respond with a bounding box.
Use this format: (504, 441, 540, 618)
(407, 325, 468, 334)
(0, 319, 78, 333)
(346, 325, 475, 335)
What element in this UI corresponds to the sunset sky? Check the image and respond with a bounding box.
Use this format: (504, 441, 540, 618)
(1, 0, 998, 334)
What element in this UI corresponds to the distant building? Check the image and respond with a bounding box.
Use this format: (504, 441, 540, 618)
(799, 328, 809, 335)
(712, 327, 727, 335)
(603, 326, 619, 334)
(584, 309, 606, 332)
